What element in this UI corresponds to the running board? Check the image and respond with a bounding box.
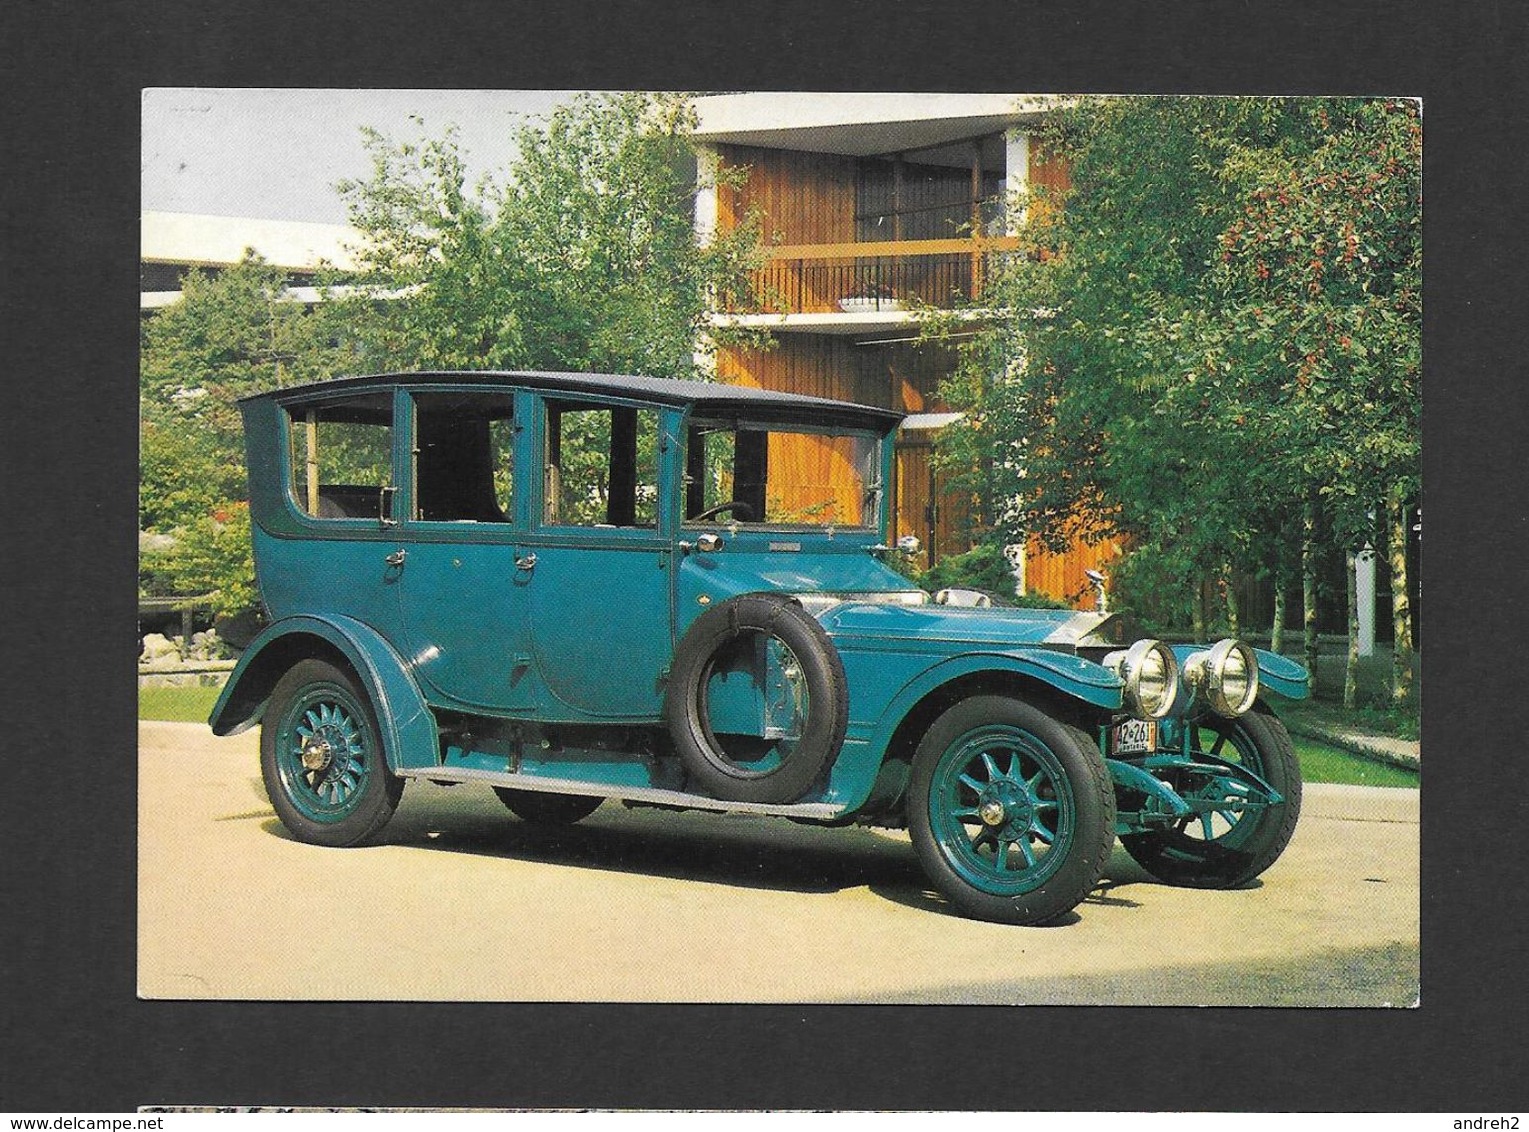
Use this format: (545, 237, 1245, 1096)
(396, 764, 849, 821)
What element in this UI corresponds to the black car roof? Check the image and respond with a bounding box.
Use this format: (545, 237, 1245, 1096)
(241, 370, 907, 431)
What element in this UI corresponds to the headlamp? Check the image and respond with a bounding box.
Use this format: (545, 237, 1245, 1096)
(1184, 638, 1260, 717)
(1104, 639, 1180, 719)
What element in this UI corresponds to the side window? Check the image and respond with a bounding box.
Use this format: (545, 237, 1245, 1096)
(411, 391, 515, 523)
(543, 400, 660, 528)
(684, 421, 880, 528)
(287, 394, 393, 520)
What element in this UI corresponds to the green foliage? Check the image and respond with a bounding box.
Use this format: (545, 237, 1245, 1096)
(138, 503, 257, 616)
(140, 255, 349, 609)
(917, 541, 1018, 597)
(1106, 543, 1199, 636)
(334, 93, 764, 378)
(1010, 590, 1073, 610)
(933, 95, 1420, 630)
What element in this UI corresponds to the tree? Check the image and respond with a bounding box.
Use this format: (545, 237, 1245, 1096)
(140, 254, 348, 614)
(936, 96, 1420, 700)
(333, 92, 763, 379)
(1210, 98, 1421, 703)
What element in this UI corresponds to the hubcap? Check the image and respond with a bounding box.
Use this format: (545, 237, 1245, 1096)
(300, 736, 333, 771)
(277, 690, 372, 822)
(976, 780, 1036, 831)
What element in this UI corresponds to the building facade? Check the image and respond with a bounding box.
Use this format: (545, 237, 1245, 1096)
(692, 94, 1118, 604)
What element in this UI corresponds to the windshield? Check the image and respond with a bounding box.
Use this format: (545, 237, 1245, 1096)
(683, 418, 883, 529)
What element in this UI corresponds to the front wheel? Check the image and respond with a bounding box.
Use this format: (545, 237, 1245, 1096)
(908, 696, 1116, 925)
(260, 659, 404, 847)
(1119, 707, 1301, 888)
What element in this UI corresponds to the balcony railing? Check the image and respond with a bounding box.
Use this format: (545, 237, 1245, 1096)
(722, 237, 1021, 316)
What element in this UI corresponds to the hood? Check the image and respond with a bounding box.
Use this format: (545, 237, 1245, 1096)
(816, 601, 1138, 653)
(677, 545, 919, 607)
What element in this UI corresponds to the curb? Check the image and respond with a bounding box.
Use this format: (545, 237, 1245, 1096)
(1284, 719, 1420, 773)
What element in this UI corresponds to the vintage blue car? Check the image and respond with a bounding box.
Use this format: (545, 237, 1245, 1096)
(210, 370, 1309, 925)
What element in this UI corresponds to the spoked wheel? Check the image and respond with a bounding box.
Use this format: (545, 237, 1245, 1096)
(909, 695, 1115, 925)
(260, 659, 404, 847)
(493, 788, 603, 824)
(1120, 706, 1301, 888)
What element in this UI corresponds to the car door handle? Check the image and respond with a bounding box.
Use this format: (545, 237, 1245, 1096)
(384, 549, 407, 567)
(515, 553, 538, 572)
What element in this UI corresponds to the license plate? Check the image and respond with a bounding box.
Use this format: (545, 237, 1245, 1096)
(1112, 719, 1158, 755)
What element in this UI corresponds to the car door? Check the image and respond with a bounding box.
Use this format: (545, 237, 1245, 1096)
(391, 386, 542, 712)
(259, 388, 405, 636)
(516, 395, 678, 720)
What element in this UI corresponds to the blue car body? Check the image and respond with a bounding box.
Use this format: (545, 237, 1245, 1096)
(212, 370, 1309, 924)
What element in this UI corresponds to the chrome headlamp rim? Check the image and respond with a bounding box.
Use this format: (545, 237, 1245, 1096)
(1186, 638, 1260, 717)
(1104, 638, 1181, 720)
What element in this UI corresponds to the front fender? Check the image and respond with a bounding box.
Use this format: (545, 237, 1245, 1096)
(208, 614, 439, 772)
(864, 649, 1123, 757)
(1252, 647, 1311, 700)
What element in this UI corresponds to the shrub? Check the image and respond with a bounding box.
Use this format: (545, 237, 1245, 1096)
(917, 542, 1018, 597)
(138, 502, 257, 617)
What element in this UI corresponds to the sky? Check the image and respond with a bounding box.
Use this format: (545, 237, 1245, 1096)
(141, 89, 585, 225)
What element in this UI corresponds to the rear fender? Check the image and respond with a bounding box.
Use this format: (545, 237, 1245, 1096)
(208, 614, 439, 772)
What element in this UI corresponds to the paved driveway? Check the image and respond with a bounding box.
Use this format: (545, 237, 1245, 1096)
(139, 721, 1419, 1005)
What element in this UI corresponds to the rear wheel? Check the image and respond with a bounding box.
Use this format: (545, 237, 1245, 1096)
(260, 659, 403, 847)
(493, 788, 603, 825)
(908, 696, 1116, 925)
(1119, 707, 1301, 888)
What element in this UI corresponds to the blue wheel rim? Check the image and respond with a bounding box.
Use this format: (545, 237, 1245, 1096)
(928, 724, 1076, 896)
(1172, 719, 1264, 847)
(273, 683, 373, 823)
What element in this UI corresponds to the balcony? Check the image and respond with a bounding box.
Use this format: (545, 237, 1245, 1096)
(719, 236, 1021, 318)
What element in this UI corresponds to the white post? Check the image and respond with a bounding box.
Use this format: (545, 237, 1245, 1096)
(1356, 546, 1377, 657)
(1004, 129, 1030, 233)
(694, 143, 719, 246)
(693, 143, 721, 379)
(1004, 542, 1026, 599)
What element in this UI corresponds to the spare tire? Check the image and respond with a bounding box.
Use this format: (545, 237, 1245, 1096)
(664, 593, 848, 804)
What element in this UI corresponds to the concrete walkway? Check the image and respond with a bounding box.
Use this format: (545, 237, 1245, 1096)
(1284, 716, 1421, 771)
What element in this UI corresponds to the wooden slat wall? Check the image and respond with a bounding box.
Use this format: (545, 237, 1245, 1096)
(718, 144, 858, 314)
(766, 432, 865, 526)
(718, 144, 857, 245)
(1027, 135, 1071, 227)
(717, 336, 890, 407)
(1024, 533, 1123, 609)
(893, 443, 932, 568)
(890, 443, 974, 571)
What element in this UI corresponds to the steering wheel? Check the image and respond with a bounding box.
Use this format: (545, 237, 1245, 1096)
(691, 501, 756, 522)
